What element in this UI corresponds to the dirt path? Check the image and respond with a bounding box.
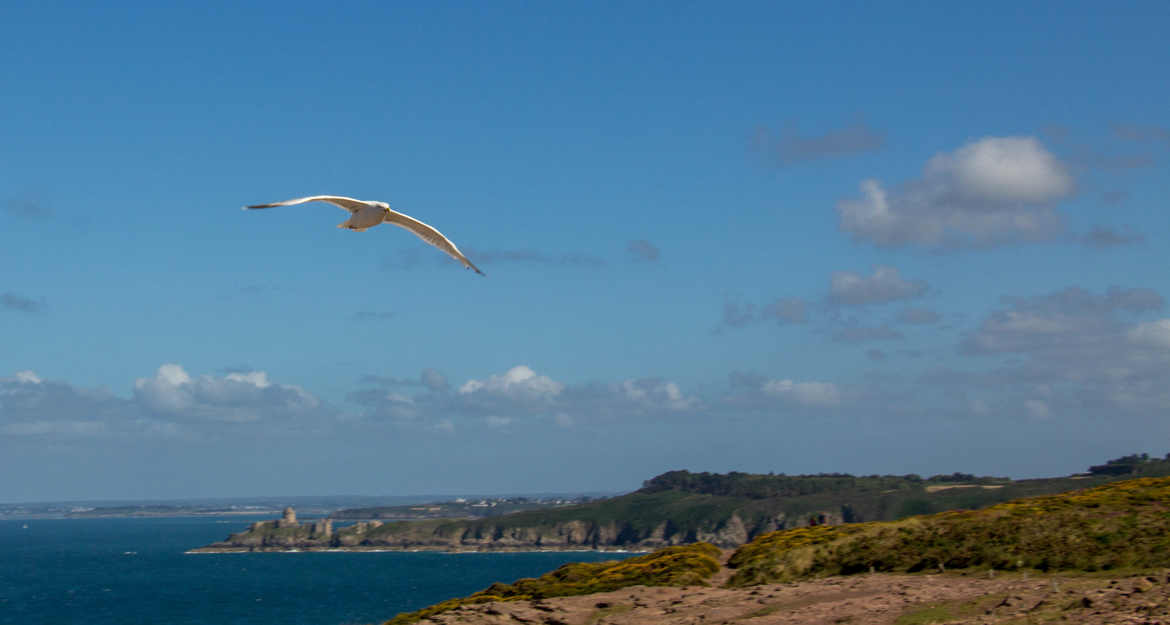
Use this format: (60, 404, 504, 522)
(411, 568, 1170, 624)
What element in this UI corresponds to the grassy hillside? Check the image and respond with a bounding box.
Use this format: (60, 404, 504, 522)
(726, 476, 1170, 586)
(357, 454, 1170, 548)
(382, 543, 721, 625)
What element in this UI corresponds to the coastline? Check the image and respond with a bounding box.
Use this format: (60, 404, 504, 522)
(185, 546, 651, 554)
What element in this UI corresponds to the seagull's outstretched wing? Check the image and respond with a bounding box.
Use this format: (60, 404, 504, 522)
(384, 208, 485, 276)
(244, 195, 370, 213)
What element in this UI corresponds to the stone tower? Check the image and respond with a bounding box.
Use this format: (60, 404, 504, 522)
(278, 506, 298, 527)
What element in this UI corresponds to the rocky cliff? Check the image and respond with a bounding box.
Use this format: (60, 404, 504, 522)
(189, 509, 844, 553)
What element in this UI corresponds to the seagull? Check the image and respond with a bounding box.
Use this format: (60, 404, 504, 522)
(244, 195, 484, 276)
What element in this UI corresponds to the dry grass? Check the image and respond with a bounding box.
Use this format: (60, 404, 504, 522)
(727, 477, 1170, 587)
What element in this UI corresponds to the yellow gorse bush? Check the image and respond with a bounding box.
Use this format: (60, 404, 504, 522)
(726, 477, 1170, 586)
(383, 543, 721, 625)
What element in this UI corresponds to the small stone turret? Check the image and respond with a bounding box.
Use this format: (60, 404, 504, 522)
(277, 506, 299, 528)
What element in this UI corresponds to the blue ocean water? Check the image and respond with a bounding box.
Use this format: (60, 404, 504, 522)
(0, 517, 633, 625)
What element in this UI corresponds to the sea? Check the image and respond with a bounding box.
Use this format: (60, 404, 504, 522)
(0, 517, 634, 625)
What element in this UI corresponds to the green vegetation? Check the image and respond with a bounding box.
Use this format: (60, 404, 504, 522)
(381, 543, 721, 625)
(362, 454, 1170, 549)
(892, 596, 1001, 625)
(585, 603, 634, 624)
(1088, 452, 1170, 476)
(354, 455, 1169, 549)
(201, 453, 1170, 552)
(726, 476, 1170, 586)
(372, 468, 1170, 625)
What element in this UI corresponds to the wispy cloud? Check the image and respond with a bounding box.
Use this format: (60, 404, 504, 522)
(4, 198, 53, 220)
(1044, 126, 1157, 171)
(941, 285, 1170, 417)
(828, 266, 928, 307)
(718, 296, 808, 331)
(726, 371, 843, 409)
(1, 291, 47, 314)
(1081, 226, 1145, 249)
(752, 121, 885, 166)
(626, 239, 660, 262)
(896, 307, 942, 325)
(359, 368, 449, 392)
(1112, 123, 1170, 146)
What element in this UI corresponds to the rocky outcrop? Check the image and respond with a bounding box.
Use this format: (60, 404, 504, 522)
(189, 507, 847, 553)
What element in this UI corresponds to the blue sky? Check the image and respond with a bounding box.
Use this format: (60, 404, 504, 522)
(2, 1, 1169, 502)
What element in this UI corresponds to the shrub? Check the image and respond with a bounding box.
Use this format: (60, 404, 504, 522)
(382, 543, 721, 625)
(726, 477, 1170, 586)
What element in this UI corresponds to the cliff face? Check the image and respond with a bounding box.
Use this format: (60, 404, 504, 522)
(191, 510, 843, 552)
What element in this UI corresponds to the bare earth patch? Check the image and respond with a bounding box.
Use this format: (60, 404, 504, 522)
(411, 569, 1170, 625)
(923, 484, 1004, 493)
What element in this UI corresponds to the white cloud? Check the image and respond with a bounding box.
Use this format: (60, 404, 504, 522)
(383, 392, 414, 404)
(0, 374, 128, 438)
(620, 379, 697, 411)
(1128, 319, 1170, 349)
(926, 136, 1073, 203)
(762, 379, 842, 406)
(225, 371, 270, 388)
(133, 363, 320, 423)
(352, 366, 697, 428)
(14, 370, 41, 384)
(955, 286, 1170, 414)
(458, 365, 564, 399)
(837, 136, 1074, 248)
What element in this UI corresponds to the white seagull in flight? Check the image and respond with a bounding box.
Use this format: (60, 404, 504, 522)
(244, 195, 484, 276)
